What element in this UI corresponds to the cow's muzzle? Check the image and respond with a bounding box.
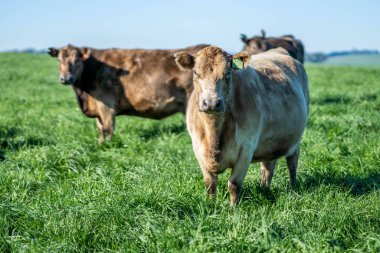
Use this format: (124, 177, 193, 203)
(199, 98, 224, 113)
(60, 76, 74, 85)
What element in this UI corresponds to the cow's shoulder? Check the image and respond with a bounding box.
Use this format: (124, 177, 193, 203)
(248, 49, 296, 84)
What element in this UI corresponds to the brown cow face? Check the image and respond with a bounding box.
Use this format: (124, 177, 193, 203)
(175, 46, 250, 114)
(241, 31, 267, 54)
(48, 46, 90, 85)
(244, 37, 266, 54)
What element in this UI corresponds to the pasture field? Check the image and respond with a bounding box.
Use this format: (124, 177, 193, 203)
(0, 53, 380, 252)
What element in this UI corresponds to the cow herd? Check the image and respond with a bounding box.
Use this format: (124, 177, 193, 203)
(48, 30, 308, 205)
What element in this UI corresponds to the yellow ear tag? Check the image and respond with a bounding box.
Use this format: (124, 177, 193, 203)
(232, 58, 243, 70)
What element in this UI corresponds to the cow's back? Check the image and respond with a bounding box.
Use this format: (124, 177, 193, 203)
(280, 37, 305, 64)
(243, 36, 305, 63)
(233, 48, 309, 161)
(88, 45, 208, 118)
(250, 48, 308, 100)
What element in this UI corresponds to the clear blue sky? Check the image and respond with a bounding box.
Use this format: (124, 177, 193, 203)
(0, 0, 379, 53)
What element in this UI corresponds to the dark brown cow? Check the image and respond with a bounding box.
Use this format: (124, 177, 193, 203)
(241, 29, 305, 63)
(48, 44, 208, 144)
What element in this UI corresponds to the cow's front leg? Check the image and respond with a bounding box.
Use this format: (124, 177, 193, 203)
(260, 160, 277, 190)
(98, 106, 116, 144)
(193, 146, 218, 196)
(200, 166, 218, 197)
(96, 117, 105, 144)
(102, 114, 115, 142)
(228, 153, 251, 206)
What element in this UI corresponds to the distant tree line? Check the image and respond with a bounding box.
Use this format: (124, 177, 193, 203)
(306, 49, 379, 63)
(5, 48, 46, 54)
(305, 52, 328, 63)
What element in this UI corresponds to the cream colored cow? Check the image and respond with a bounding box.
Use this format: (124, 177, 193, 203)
(175, 46, 309, 205)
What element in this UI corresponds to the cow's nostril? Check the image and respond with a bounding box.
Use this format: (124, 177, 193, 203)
(215, 100, 221, 109)
(202, 99, 208, 107)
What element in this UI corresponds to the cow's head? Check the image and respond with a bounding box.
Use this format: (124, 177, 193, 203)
(241, 30, 267, 54)
(175, 46, 250, 114)
(48, 45, 91, 85)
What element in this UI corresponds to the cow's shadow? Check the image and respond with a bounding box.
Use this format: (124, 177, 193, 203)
(311, 93, 378, 106)
(137, 120, 186, 140)
(299, 171, 380, 196)
(240, 170, 380, 205)
(0, 125, 50, 161)
(312, 95, 352, 105)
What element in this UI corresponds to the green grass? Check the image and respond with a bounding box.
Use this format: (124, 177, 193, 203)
(1, 53, 380, 252)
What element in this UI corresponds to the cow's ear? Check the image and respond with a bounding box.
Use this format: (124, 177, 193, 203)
(48, 47, 59, 57)
(231, 51, 251, 70)
(80, 47, 91, 61)
(261, 29, 266, 38)
(174, 52, 195, 71)
(240, 34, 249, 45)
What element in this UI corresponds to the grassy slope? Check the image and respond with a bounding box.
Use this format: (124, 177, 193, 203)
(0, 53, 379, 252)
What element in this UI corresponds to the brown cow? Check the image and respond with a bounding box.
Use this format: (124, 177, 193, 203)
(48, 44, 208, 144)
(241, 29, 305, 63)
(175, 46, 308, 205)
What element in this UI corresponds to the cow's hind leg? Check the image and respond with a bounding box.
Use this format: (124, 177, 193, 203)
(260, 160, 277, 189)
(286, 147, 300, 188)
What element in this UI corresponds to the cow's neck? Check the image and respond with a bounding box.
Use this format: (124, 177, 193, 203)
(74, 56, 102, 92)
(71, 56, 102, 116)
(199, 106, 235, 168)
(197, 79, 235, 168)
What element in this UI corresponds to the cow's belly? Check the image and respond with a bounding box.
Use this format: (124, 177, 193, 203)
(252, 117, 306, 161)
(252, 136, 299, 161)
(252, 93, 308, 161)
(126, 92, 187, 119)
